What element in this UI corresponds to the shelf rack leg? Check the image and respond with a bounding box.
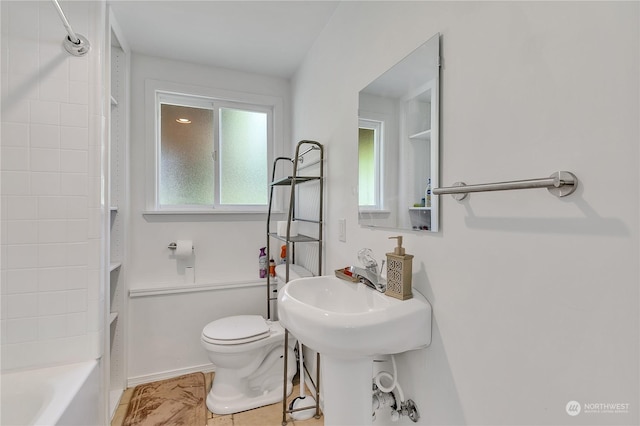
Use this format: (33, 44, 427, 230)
(282, 329, 289, 426)
(315, 352, 321, 419)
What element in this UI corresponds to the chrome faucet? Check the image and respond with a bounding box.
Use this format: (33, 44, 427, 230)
(352, 248, 386, 292)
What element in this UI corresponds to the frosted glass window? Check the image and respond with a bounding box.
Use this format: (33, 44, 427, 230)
(219, 108, 268, 205)
(160, 104, 214, 206)
(156, 92, 272, 211)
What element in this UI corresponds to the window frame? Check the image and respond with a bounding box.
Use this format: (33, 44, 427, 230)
(144, 79, 283, 214)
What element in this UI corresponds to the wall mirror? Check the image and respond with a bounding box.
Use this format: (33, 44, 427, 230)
(358, 33, 440, 232)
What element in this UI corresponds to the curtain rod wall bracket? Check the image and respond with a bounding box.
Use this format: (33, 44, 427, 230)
(52, 0, 91, 56)
(63, 33, 90, 57)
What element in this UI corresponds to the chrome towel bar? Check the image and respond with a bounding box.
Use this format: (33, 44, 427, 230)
(433, 171, 578, 201)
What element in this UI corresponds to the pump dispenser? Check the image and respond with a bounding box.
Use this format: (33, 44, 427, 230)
(385, 236, 414, 300)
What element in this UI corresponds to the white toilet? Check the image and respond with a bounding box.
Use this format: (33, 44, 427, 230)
(201, 264, 313, 414)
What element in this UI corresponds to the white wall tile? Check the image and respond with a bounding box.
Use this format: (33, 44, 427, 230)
(7, 196, 38, 220)
(87, 177, 100, 206)
(85, 302, 100, 332)
(2, 99, 29, 123)
(37, 244, 66, 268)
(8, 72, 38, 101)
(2, 72, 9, 102)
(6, 244, 38, 269)
(6, 318, 38, 343)
(6, 293, 38, 319)
(38, 220, 66, 243)
(60, 126, 88, 150)
(38, 197, 66, 219)
(87, 114, 103, 146)
(37, 267, 67, 292)
(8, 39, 38, 76)
(1, 122, 28, 147)
(67, 266, 88, 290)
(6, 269, 38, 294)
(38, 315, 67, 340)
(39, 78, 69, 103)
(88, 146, 100, 176)
(60, 103, 88, 128)
(1, 147, 29, 171)
(1, 171, 30, 195)
(60, 173, 87, 196)
(30, 100, 60, 125)
(31, 172, 60, 195)
(60, 150, 87, 173)
(66, 219, 88, 242)
(7, 1, 39, 40)
(1, 341, 41, 370)
(1, 0, 104, 370)
(86, 239, 99, 269)
(38, 44, 69, 81)
(38, 291, 67, 316)
(66, 312, 87, 336)
(69, 57, 89, 83)
(69, 81, 88, 105)
(65, 196, 88, 219)
(30, 124, 60, 148)
(7, 220, 38, 244)
(66, 242, 89, 266)
(67, 289, 86, 313)
(87, 208, 101, 239)
(30, 148, 60, 172)
(86, 268, 100, 300)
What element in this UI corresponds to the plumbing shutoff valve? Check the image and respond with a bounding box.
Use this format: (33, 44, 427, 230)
(372, 383, 420, 423)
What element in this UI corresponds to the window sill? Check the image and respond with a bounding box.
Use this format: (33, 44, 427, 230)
(143, 210, 272, 216)
(359, 209, 391, 216)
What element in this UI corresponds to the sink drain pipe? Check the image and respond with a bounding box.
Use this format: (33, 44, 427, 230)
(372, 355, 420, 422)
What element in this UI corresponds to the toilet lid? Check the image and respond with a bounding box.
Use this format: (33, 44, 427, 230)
(202, 315, 270, 345)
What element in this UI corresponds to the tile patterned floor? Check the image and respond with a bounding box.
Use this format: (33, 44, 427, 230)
(111, 372, 324, 426)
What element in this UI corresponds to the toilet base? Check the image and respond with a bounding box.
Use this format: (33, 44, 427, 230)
(207, 345, 296, 415)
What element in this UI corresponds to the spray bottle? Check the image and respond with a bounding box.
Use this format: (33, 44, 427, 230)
(259, 247, 268, 278)
(279, 245, 287, 264)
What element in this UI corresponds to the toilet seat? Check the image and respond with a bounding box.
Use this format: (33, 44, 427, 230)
(202, 315, 270, 345)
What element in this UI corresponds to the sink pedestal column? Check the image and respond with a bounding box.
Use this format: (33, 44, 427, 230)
(322, 355, 373, 426)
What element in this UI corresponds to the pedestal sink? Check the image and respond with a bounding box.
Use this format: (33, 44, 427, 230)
(278, 276, 432, 426)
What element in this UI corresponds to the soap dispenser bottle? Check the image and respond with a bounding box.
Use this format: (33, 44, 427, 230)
(385, 236, 414, 300)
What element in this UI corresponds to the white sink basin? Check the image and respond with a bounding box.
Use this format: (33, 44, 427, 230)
(278, 275, 432, 359)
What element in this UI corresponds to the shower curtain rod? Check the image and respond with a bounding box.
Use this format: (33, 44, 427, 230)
(51, 0, 90, 56)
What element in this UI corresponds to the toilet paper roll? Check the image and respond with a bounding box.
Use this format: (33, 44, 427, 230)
(277, 221, 299, 237)
(175, 240, 193, 258)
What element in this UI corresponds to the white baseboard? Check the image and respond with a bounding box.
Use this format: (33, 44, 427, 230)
(127, 363, 216, 388)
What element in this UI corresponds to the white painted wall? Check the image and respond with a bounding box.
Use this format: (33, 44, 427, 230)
(0, 0, 105, 371)
(127, 54, 291, 380)
(128, 54, 291, 288)
(293, 2, 638, 425)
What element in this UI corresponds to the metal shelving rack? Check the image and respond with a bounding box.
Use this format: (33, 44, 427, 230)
(265, 140, 324, 425)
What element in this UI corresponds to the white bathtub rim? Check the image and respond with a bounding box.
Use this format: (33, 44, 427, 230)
(1, 359, 98, 426)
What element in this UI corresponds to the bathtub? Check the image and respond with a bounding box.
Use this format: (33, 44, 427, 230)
(1, 360, 101, 426)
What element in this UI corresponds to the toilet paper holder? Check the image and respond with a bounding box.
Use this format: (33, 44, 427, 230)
(168, 242, 194, 250)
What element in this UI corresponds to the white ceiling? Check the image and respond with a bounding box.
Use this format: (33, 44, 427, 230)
(108, 1, 340, 79)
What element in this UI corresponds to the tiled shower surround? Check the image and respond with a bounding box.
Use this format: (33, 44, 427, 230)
(1, 0, 106, 370)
